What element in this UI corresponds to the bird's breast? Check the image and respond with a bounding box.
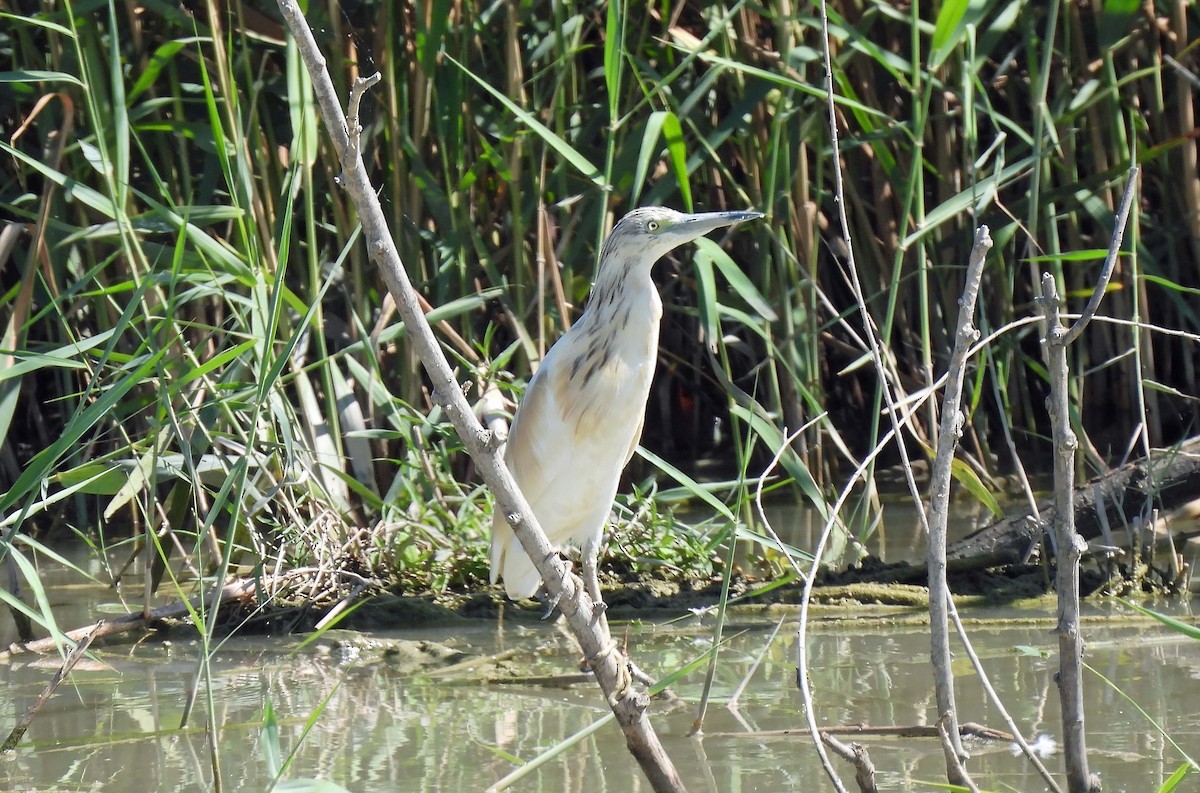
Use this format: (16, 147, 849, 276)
(550, 287, 662, 442)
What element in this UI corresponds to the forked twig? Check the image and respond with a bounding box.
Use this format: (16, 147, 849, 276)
(1038, 164, 1137, 793)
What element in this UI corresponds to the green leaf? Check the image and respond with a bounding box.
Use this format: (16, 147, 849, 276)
(128, 38, 204, 101)
(0, 140, 116, 217)
(949, 458, 1002, 518)
(0, 70, 83, 86)
(636, 447, 735, 523)
(1119, 599, 1200, 641)
(1142, 379, 1198, 401)
(929, 0, 969, 69)
(52, 462, 129, 495)
(286, 32, 317, 167)
(660, 111, 691, 211)
(694, 237, 778, 322)
(262, 695, 282, 779)
(633, 111, 692, 210)
(734, 526, 812, 562)
(444, 54, 605, 188)
(675, 49, 890, 121)
(900, 154, 1036, 249)
(0, 12, 74, 37)
(0, 330, 116, 384)
(726, 404, 833, 526)
(1025, 249, 1123, 263)
(919, 440, 1003, 518)
(1143, 274, 1200, 296)
(0, 348, 167, 518)
(172, 338, 256, 390)
(633, 111, 668, 206)
(1158, 762, 1194, 793)
(603, 0, 622, 118)
(1098, 0, 1140, 49)
(691, 246, 720, 353)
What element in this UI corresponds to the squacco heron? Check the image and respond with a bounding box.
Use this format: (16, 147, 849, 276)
(490, 206, 763, 602)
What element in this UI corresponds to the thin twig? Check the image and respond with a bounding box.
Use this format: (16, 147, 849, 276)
(946, 598, 1064, 793)
(1062, 165, 1140, 346)
(797, 428, 901, 793)
(821, 733, 878, 793)
(1, 624, 98, 751)
(809, 3, 866, 789)
(753, 420, 824, 581)
(937, 716, 978, 793)
(728, 613, 786, 710)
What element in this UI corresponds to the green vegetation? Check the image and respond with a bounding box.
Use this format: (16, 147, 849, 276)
(1, 0, 1197, 611)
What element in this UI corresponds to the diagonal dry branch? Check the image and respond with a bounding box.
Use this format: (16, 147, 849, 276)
(272, 3, 685, 790)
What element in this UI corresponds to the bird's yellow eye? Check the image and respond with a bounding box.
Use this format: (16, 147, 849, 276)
(647, 220, 659, 232)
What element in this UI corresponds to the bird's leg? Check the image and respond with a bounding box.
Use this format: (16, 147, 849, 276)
(539, 552, 575, 619)
(580, 530, 607, 622)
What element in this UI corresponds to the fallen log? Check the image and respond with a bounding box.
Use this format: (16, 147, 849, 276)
(0, 578, 257, 661)
(947, 436, 1200, 564)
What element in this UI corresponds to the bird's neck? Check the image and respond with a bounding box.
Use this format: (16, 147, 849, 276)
(582, 265, 661, 329)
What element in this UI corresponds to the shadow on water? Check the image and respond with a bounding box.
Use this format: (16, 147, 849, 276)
(1, 517, 1197, 791)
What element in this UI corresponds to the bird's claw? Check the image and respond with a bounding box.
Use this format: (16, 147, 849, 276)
(539, 587, 563, 620)
(586, 640, 633, 704)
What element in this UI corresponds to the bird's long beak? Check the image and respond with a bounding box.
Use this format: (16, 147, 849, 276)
(673, 210, 764, 240)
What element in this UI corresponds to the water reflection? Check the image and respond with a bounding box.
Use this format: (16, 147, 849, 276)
(2, 604, 1197, 792)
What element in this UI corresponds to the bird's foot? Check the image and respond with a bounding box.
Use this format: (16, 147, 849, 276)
(586, 640, 633, 705)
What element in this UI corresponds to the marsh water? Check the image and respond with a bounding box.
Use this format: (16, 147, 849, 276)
(1, 513, 1197, 792)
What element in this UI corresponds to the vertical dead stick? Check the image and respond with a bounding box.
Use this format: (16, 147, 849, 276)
(1040, 273, 1092, 791)
(1038, 164, 1136, 793)
(2, 624, 98, 752)
(273, 4, 684, 790)
(929, 230, 1062, 792)
(926, 226, 991, 787)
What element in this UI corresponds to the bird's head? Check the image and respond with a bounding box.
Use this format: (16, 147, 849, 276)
(600, 207, 763, 273)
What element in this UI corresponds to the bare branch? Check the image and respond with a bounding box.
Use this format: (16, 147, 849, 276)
(2, 623, 97, 751)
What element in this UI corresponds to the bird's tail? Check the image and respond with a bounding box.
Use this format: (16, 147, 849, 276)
(490, 513, 542, 600)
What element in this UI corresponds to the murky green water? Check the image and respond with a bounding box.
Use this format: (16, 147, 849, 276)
(1, 542, 1197, 792)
